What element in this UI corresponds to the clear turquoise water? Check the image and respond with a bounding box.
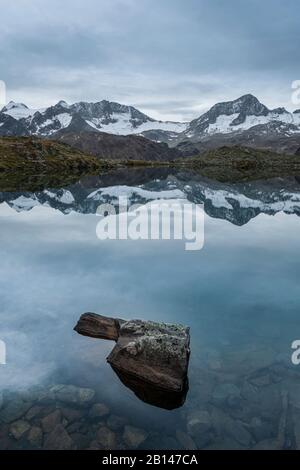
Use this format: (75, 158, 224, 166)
(1, 171, 300, 449)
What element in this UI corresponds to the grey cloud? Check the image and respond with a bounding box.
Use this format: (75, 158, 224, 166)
(0, 0, 299, 119)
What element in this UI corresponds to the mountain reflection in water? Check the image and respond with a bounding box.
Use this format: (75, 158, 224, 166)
(1, 168, 300, 450)
(1, 168, 300, 225)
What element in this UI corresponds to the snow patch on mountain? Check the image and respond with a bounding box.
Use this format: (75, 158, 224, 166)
(86, 113, 186, 135)
(56, 113, 73, 128)
(44, 190, 75, 204)
(9, 196, 42, 212)
(186, 111, 300, 138)
(1, 94, 300, 141)
(87, 185, 185, 201)
(185, 94, 300, 139)
(2, 101, 44, 120)
(0, 99, 187, 137)
(0, 202, 19, 216)
(203, 187, 300, 213)
(201, 110, 300, 136)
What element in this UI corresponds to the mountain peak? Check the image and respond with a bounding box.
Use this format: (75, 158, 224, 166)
(186, 94, 270, 136)
(232, 94, 267, 110)
(271, 107, 288, 115)
(236, 93, 260, 102)
(1, 101, 29, 112)
(56, 100, 70, 109)
(1, 94, 299, 144)
(217, 94, 269, 114)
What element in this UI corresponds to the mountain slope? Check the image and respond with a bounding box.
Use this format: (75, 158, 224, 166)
(2, 94, 300, 156)
(175, 126, 300, 157)
(0, 100, 187, 138)
(53, 130, 182, 161)
(183, 94, 300, 139)
(147, 95, 300, 150)
(0, 137, 110, 173)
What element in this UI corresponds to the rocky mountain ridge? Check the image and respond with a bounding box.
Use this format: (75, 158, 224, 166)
(1, 94, 300, 155)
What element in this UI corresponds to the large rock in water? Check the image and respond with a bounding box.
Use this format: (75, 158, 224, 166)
(74, 313, 190, 409)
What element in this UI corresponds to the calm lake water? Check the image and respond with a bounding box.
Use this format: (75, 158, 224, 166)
(1, 168, 300, 450)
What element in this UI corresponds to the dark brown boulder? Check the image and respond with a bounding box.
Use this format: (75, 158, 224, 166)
(74, 312, 120, 341)
(74, 313, 190, 408)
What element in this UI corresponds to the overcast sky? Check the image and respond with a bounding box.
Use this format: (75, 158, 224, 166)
(0, 0, 299, 120)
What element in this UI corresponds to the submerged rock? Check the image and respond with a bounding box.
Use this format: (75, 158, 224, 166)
(70, 432, 91, 450)
(74, 313, 190, 409)
(293, 409, 300, 449)
(107, 415, 126, 432)
(187, 410, 212, 436)
(0, 428, 12, 451)
(9, 420, 30, 440)
(252, 438, 279, 450)
(89, 403, 109, 419)
(123, 425, 148, 449)
(41, 410, 62, 433)
(61, 407, 85, 423)
(96, 426, 117, 449)
(176, 430, 197, 450)
(212, 383, 241, 408)
(210, 407, 252, 447)
(49, 384, 95, 406)
(44, 424, 74, 450)
(0, 400, 32, 424)
(250, 416, 274, 442)
(26, 405, 44, 421)
(143, 434, 180, 450)
(27, 426, 43, 448)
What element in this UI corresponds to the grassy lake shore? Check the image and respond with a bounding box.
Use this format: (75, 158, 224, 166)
(1, 137, 300, 191)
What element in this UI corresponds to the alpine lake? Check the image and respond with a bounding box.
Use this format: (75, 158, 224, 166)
(0, 166, 300, 450)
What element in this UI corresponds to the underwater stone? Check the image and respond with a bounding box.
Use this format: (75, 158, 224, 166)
(27, 426, 43, 448)
(187, 410, 212, 436)
(49, 384, 95, 406)
(41, 409, 62, 433)
(89, 403, 110, 419)
(0, 400, 32, 424)
(96, 426, 116, 449)
(44, 424, 74, 450)
(9, 420, 30, 440)
(107, 414, 126, 431)
(123, 425, 148, 449)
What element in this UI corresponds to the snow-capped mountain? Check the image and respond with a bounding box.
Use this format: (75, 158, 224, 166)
(140, 95, 300, 151)
(0, 100, 187, 138)
(1, 94, 300, 154)
(184, 94, 300, 140)
(1, 101, 41, 119)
